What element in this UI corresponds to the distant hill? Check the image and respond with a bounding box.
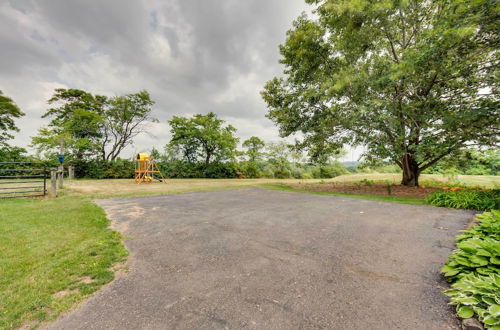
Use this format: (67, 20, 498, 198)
(342, 161, 362, 168)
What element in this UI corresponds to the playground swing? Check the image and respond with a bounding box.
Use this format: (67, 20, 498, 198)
(134, 153, 167, 184)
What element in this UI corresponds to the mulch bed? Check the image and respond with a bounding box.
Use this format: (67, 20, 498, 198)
(288, 182, 439, 198)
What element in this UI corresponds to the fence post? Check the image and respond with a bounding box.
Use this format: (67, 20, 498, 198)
(68, 165, 75, 179)
(50, 168, 57, 197)
(57, 165, 64, 189)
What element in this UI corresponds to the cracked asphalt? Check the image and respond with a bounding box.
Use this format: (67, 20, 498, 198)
(46, 188, 475, 330)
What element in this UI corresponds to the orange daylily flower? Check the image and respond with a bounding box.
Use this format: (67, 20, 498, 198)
(442, 186, 449, 190)
(450, 187, 460, 191)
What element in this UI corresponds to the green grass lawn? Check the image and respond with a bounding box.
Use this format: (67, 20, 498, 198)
(0, 197, 127, 329)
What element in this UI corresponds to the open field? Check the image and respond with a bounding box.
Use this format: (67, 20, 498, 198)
(66, 178, 321, 198)
(66, 173, 500, 199)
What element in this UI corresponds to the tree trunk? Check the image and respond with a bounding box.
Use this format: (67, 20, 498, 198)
(401, 153, 420, 186)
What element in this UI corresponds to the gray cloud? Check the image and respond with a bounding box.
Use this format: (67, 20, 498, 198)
(0, 0, 316, 158)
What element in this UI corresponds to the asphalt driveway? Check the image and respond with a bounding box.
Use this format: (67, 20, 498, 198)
(46, 188, 475, 330)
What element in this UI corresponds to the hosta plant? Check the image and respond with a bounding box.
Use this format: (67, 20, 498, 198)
(458, 211, 500, 242)
(441, 237, 500, 280)
(444, 273, 500, 329)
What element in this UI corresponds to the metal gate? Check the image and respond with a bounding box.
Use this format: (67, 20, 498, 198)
(0, 162, 47, 198)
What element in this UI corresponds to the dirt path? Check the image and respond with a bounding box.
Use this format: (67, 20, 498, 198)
(45, 188, 474, 329)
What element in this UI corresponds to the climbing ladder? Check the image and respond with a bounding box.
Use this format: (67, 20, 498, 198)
(134, 153, 167, 184)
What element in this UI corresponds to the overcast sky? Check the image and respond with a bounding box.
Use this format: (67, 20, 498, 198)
(0, 0, 362, 161)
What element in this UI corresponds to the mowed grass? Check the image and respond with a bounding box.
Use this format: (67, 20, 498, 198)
(0, 197, 127, 329)
(65, 173, 499, 199)
(66, 177, 324, 198)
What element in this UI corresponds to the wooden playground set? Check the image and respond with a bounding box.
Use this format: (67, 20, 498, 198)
(134, 153, 167, 184)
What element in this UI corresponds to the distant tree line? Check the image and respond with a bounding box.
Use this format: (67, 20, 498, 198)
(0, 89, 347, 179)
(349, 148, 499, 177)
(156, 112, 347, 179)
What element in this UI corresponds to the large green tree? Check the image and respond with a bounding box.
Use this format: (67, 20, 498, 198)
(266, 141, 293, 178)
(0, 90, 24, 146)
(262, 0, 499, 186)
(240, 136, 266, 178)
(102, 91, 156, 161)
(167, 112, 239, 166)
(242, 136, 266, 162)
(31, 89, 105, 159)
(32, 89, 156, 161)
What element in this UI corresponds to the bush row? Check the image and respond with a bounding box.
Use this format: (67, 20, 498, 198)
(427, 190, 500, 211)
(158, 160, 348, 179)
(66, 159, 348, 180)
(72, 159, 134, 179)
(442, 211, 500, 328)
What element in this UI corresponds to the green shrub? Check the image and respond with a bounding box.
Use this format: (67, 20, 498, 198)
(158, 160, 236, 178)
(73, 159, 134, 179)
(442, 211, 500, 280)
(274, 169, 291, 179)
(427, 190, 500, 211)
(458, 211, 500, 242)
(257, 167, 275, 178)
(441, 237, 500, 280)
(442, 211, 500, 328)
(311, 164, 347, 178)
(444, 273, 500, 328)
(0, 145, 27, 162)
(300, 173, 313, 179)
(425, 148, 499, 176)
(240, 161, 261, 178)
(290, 167, 303, 179)
(203, 162, 237, 178)
(361, 178, 374, 186)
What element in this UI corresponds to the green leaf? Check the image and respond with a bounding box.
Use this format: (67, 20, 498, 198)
(442, 267, 461, 277)
(470, 255, 489, 267)
(490, 305, 500, 318)
(477, 250, 492, 257)
(444, 289, 460, 296)
(483, 315, 500, 326)
(483, 297, 496, 305)
(457, 305, 475, 318)
(477, 267, 492, 275)
(455, 256, 473, 267)
(457, 297, 479, 305)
